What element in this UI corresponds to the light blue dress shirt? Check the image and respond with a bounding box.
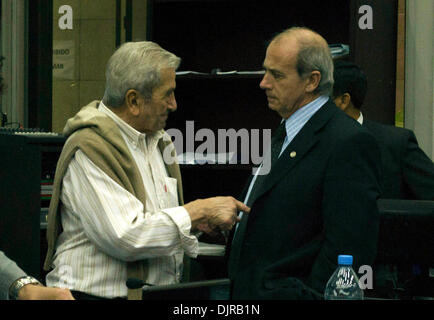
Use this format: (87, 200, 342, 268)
(235, 95, 329, 230)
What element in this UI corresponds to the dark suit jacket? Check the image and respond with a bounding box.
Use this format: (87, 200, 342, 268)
(228, 101, 382, 300)
(363, 119, 434, 200)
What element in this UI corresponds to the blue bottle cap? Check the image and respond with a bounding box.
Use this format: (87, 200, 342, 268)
(338, 255, 353, 265)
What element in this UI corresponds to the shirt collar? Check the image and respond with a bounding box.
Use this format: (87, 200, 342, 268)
(357, 111, 364, 125)
(98, 101, 165, 147)
(283, 95, 329, 138)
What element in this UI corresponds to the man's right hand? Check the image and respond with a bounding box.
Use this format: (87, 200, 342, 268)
(184, 196, 250, 232)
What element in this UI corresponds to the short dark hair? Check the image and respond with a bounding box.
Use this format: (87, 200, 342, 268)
(332, 60, 367, 109)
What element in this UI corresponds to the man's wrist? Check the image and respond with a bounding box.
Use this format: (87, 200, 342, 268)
(184, 199, 207, 229)
(9, 276, 42, 300)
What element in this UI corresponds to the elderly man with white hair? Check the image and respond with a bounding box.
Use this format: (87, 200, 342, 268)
(44, 41, 249, 300)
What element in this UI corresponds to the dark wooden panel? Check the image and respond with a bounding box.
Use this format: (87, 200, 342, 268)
(350, 0, 398, 125)
(28, 0, 53, 131)
(150, 0, 350, 71)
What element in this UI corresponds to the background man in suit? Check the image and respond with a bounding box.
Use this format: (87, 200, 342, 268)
(227, 27, 382, 299)
(332, 60, 434, 298)
(0, 251, 74, 300)
(332, 60, 434, 200)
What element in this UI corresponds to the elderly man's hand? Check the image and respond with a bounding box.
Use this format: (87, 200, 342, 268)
(204, 196, 249, 231)
(184, 196, 250, 232)
(18, 285, 75, 300)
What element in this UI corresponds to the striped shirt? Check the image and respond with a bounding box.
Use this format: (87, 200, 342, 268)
(46, 102, 198, 298)
(279, 95, 329, 155)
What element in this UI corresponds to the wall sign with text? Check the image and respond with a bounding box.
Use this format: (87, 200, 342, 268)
(53, 40, 75, 80)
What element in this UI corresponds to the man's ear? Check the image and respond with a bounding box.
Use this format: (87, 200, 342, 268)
(305, 71, 321, 93)
(125, 89, 141, 116)
(333, 93, 352, 111)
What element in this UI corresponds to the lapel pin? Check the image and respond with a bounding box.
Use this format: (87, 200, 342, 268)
(290, 151, 296, 158)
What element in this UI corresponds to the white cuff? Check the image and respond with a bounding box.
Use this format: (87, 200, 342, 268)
(162, 206, 199, 258)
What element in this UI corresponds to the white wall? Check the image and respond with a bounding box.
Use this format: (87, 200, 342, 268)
(1, 0, 28, 128)
(405, 0, 434, 160)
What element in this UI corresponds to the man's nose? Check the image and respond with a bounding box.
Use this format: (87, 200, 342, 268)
(168, 94, 177, 112)
(259, 73, 271, 90)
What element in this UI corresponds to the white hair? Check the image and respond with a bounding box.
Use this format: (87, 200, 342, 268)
(102, 41, 181, 107)
(296, 43, 334, 96)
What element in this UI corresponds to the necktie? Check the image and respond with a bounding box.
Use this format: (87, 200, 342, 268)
(270, 121, 287, 167)
(228, 121, 286, 277)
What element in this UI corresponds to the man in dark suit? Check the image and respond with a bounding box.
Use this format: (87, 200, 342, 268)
(332, 60, 434, 200)
(332, 60, 434, 299)
(227, 27, 382, 299)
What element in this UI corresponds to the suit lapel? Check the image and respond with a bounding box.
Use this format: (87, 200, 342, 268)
(247, 101, 338, 206)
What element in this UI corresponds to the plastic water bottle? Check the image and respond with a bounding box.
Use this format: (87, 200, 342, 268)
(324, 254, 364, 300)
